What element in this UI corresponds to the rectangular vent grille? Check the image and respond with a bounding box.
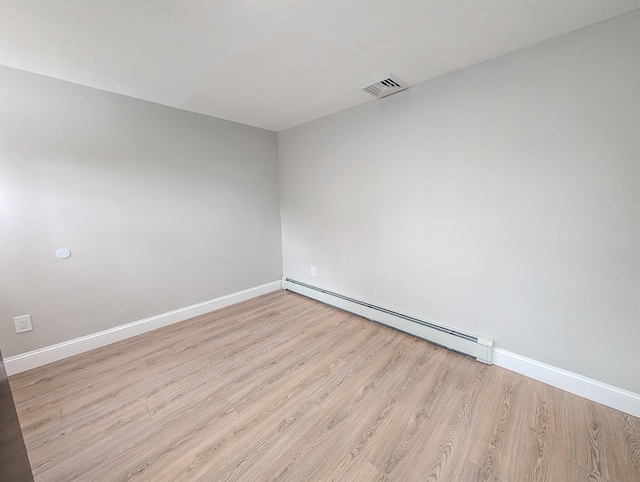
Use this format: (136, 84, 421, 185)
(282, 277, 493, 364)
(362, 74, 408, 98)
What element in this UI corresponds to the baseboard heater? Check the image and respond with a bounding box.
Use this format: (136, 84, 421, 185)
(281, 277, 493, 364)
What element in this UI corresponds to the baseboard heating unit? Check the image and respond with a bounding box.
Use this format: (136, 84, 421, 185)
(281, 277, 494, 364)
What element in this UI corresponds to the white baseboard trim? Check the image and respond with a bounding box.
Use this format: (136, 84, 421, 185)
(6, 284, 638, 417)
(4, 280, 281, 376)
(493, 348, 640, 417)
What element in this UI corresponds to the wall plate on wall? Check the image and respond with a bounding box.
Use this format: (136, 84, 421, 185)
(14, 315, 32, 333)
(55, 248, 71, 259)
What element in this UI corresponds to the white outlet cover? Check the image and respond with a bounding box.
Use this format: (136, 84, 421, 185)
(55, 248, 71, 259)
(14, 315, 33, 333)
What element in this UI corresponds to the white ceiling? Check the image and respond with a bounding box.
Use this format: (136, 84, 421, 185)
(1, 1, 639, 132)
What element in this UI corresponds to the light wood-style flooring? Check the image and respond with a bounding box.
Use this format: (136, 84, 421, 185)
(9, 290, 640, 481)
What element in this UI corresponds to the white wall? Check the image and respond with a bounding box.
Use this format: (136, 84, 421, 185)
(0, 67, 282, 357)
(278, 12, 640, 393)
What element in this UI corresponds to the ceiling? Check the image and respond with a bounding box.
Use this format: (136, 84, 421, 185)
(1, 1, 639, 132)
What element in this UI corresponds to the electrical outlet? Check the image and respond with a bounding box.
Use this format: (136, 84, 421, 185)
(14, 315, 32, 333)
(310, 266, 316, 277)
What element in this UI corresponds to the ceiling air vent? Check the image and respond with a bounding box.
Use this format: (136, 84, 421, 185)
(361, 75, 408, 98)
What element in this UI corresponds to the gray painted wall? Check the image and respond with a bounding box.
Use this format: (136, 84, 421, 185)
(0, 67, 282, 357)
(279, 12, 640, 392)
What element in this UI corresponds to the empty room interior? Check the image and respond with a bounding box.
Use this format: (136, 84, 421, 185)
(1, 1, 639, 481)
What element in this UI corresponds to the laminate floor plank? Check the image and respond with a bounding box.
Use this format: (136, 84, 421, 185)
(171, 352, 344, 481)
(224, 312, 365, 409)
(218, 331, 406, 481)
(518, 386, 554, 482)
(305, 339, 430, 482)
(459, 460, 502, 482)
(8, 290, 639, 481)
(623, 412, 640, 468)
(137, 317, 362, 480)
(590, 399, 640, 482)
(564, 391, 616, 481)
(259, 335, 409, 480)
(492, 376, 538, 482)
(105, 398, 239, 482)
(410, 360, 490, 481)
(467, 367, 527, 480)
(342, 461, 381, 482)
(381, 356, 468, 481)
(11, 337, 153, 424)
